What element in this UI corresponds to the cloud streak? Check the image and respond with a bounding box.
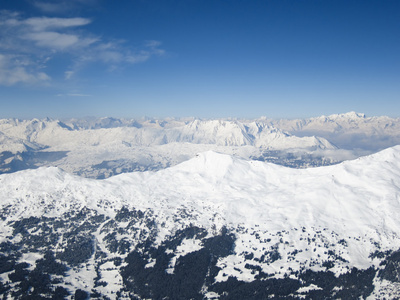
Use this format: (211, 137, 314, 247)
(24, 16, 91, 31)
(0, 53, 50, 85)
(0, 13, 95, 52)
(56, 93, 92, 97)
(0, 10, 165, 85)
(32, 0, 100, 14)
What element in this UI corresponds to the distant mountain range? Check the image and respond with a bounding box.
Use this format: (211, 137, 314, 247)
(1, 112, 399, 178)
(268, 111, 400, 151)
(1, 146, 400, 298)
(0, 117, 335, 149)
(0, 116, 335, 177)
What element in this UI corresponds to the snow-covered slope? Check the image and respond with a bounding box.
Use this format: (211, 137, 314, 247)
(0, 131, 44, 153)
(1, 147, 400, 298)
(2, 146, 400, 248)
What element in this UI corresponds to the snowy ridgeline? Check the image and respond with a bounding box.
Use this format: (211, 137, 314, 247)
(1, 147, 400, 298)
(1, 112, 400, 178)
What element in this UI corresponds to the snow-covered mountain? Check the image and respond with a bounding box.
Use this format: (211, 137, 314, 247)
(269, 112, 400, 151)
(0, 117, 337, 177)
(0, 131, 43, 154)
(1, 147, 400, 298)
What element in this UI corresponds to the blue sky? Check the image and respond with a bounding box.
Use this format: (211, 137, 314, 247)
(0, 0, 399, 119)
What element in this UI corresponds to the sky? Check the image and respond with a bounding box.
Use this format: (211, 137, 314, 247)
(0, 0, 399, 119)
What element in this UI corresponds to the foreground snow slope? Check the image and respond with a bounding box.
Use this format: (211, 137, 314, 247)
(1, 146, 400, 298)
(1, 146, 400, 263)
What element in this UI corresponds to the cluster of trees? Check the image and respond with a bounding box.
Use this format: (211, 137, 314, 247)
(2, 206, 400, 299)
(121, 226, 235, 299)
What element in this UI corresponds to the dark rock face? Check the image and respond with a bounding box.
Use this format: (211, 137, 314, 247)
(0, 206, 397, 299)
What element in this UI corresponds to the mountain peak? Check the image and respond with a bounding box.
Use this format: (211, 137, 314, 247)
(327, 111, 366, 119)
(173, 150, 237, 177)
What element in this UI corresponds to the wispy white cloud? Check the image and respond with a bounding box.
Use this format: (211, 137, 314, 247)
(125, 40, 166, 64)
(32, 2, 72, 14)
(56, 93, 92, 97)
(0, 11, 93, 84)
(0, 10, 165, 86)
(64, 70, 74, 80)
(26, 32, 80, 49)
(0, 53, 50, 85)
(32, 0, 99, 14)
(24, 16, 91, 31)
(0, 12, 95, 52)
(85, 40, 166, 66)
